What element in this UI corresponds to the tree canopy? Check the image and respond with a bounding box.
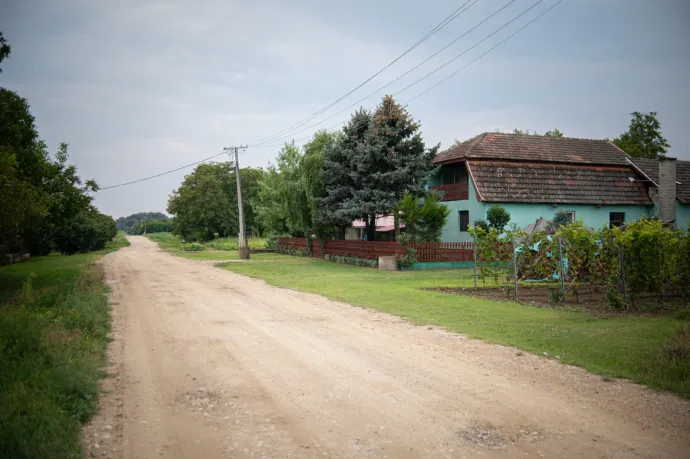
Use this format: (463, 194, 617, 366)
(1, 59, 115, 256)
(115, 212, 169, 234)
(317, 96, 437, 240)
(167, 163, 265, 241)
(511, 128, 564, 137)
(0, 31, 10, 73)
(613, 111, 670, 159)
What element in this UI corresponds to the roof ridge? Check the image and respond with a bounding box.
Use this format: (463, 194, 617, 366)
(481, 131, 618, 143)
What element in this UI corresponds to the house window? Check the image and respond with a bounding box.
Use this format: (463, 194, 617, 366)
(565, 211, 575, 223)
(610, 212, 625, 228)
(459, 210, 470, 232)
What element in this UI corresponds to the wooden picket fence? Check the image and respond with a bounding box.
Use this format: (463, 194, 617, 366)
(408, 242, 475, 262)
(277, 237, 308, 252)
(277, 238, 476, 263)
(323, 240, 402, 260)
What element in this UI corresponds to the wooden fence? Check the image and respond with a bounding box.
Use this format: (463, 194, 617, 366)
(277, 238, 477, 263)
(409, 242, 475, 262)
(277, 237, 308, 252)
(323, 240, 402, 260)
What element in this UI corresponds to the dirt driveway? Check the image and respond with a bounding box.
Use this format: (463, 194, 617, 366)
(84, 236, 690, 458)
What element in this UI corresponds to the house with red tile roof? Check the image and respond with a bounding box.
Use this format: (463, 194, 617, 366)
(429, 132, 686, 242)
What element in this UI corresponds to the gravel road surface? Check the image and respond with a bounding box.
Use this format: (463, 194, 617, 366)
(83, 236, 690, 458)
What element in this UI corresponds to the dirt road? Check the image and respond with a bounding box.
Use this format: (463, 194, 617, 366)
(84, 236, 690, 458)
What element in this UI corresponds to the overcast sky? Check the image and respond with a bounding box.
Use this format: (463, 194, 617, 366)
(1, 0, 688, 218)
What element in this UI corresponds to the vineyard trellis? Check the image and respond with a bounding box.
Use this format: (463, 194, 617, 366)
(473, 218, 690, 308)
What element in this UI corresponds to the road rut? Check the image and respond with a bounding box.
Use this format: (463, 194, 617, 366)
(84, 236, 690, 458)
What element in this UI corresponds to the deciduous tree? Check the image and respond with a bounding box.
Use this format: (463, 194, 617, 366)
(167, 163, 264, 241)
(613, 111, 670, 159)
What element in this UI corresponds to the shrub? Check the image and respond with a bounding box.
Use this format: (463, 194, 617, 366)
(54, 208, 117, 255)
(181, 242, 204, 252)
(0, 268, 111, 458)
(606, 288, 624, 309)
(397, 247, 417, 269)
(396, 232, 417, 269)
(265, 234, 288, 250)
(486, 205, 511, 234)
(396, 191, 450, 242)
(473, 219, 489, 233)
(675, 309, 690, 321)
(551, 211, 573, 230)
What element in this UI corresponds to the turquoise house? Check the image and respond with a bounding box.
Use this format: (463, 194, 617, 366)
(429, 133, 686, 242)
(627, 157, 690, 230)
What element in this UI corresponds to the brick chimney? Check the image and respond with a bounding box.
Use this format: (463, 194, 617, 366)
(658, 157, 677, 227)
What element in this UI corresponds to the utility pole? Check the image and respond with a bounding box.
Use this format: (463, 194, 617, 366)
(224, 145, 249, 259)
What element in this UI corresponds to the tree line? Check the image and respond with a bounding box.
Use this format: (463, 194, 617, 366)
(501, 111, 670, 160)
(0, 32, 116, 256)
(115, 212, 170, 234)
(168, 96, 450, 243)
(166, 104, 672, 244)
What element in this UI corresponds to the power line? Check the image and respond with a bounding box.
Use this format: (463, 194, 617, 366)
(405, 0, 564, 104)
(98, 151, 226, 190)
(254, 0, 563, 150)
(247, 0, 477, 147)
(98, 0, 564, 190)
(250, 0, 543, 148)
(97, 4, 475, 191)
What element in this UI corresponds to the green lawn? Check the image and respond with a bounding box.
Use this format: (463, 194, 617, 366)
(221, 254, 690, 397)
(145, 232, 275, 261)
(0, 232, 130, 302)
(176, 251, 284, 261)
(0, 232, 129, 458)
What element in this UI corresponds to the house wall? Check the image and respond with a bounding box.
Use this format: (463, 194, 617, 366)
(498, 203, 652, 232)
(430, 167, 655, 242)
(678, 202, 690, 229)
(439, 181, 487, 242)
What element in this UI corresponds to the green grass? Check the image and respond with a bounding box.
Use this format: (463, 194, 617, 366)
(221, 255, 690, 397)
(146, 232, 270, 259)
(0, 232, 129, 303)
(145, 232, 183, 251)
(0, 233, 128, 458)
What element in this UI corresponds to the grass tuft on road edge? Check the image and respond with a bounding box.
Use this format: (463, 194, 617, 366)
(0, 233, 128, 459)
(221, 254, 690, 398)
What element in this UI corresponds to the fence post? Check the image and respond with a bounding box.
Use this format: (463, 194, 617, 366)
(512, 239, 518, 300)
(558, 238, 566, 303)
(618, 244, 628, 305)
(473, 237, 477, 290)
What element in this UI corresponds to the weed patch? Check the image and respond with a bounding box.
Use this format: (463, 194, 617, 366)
(0, 235, 125, 459)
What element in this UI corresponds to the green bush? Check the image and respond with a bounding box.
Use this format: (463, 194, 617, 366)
(181, 242, 204, 252)
(675, 309, 690, 321)
(206, 237, 267, 251)
(0, 268, 111, 458)
(54, 208, 117, 255)
(266, 234, 288, 251)
(486, 204, 511, 234)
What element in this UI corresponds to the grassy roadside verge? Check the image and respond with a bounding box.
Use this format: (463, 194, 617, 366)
(0, 233, 129, 458)
(145, 232, 281, 261)
(221, 254, 690, 398)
